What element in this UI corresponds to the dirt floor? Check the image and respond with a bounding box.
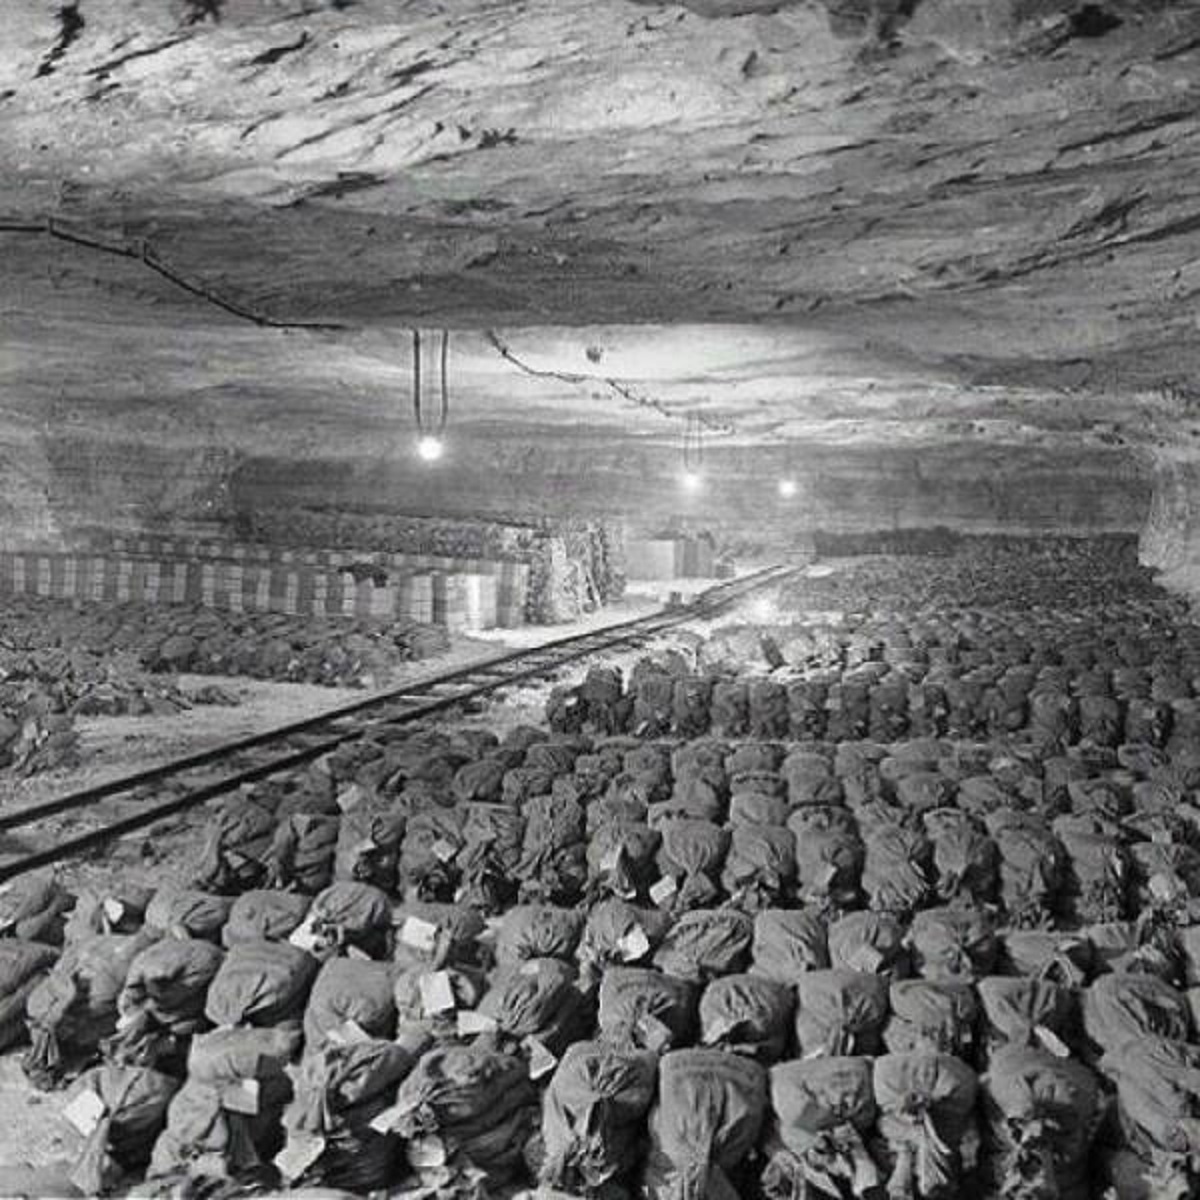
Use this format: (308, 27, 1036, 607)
(0, 580, 755, 1187)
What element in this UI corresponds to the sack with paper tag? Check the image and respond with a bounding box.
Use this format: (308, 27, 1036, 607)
(452, 756, 509, 805)
(760, 1056, 879, 1200)
(908, 905, 998, 982)
(721, 823, 796, 912)
(455, 802, 526, 911)
(400, 807, 467, 900)
(1055, 821, 1130, 924)
(496, 904, 583, 968)
(653, 908, 753, 984)
(861, 823, 933, 916)
(106, 936, 224, 1068)
(517, 792, 587, 906)
(144, 887, 233, 944)
(998, 929, 1091, 988)
(988, 811, 1065, 929)
(264, 812, 341, 895)
(1082, 972, 1190, 1059)
(222, 889, 312, 948)
(597, 967, 696, 1053)
(978, 1045, 1100, 1200)
(653, 772, 726, 825)
(382, 1043, 539, 1186)
(539, 1040, 657, 1196)
(587, 822, 660, 902)
(0, 873, 73, 946)
(750, 907, 829, 983)
(794, 970, 889, 1060)
(0, 938, 57, 1051)
(884, 979, 979, 1058)
(24, 931, 153, 1088)
(922, 808, 1000, 906)
(277, 1038, 416, 1192)
(65, 1063, 180, 1195)
(872, 1052, 978, 1200)
(699, 974, 793, 1063)
(304, 958, 396, 1050)
(576, 898, 671, 985)
(789, 810, 864, 912)
(653, 818, 728, 909)
(393, 901, 486, 971)
(302, 881, 393, 960)
(189, 795, 275, 895)
(826, 910, 909, 978)
(1129, 839, 1200, 914)
(1086, 917, 1181, 981)
(642, 1049, 766, 1200)
(64, 884, 153, 943)
(204, 940, 318, 1029)
(333, 800, 406, 893)
(975, 975, 1076, 1060)
(393, 962, 486, 1038)
(478, 958, 590, 1057)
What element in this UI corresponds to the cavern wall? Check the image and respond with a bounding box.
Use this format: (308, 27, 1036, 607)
(1139, 449, 1200, 599)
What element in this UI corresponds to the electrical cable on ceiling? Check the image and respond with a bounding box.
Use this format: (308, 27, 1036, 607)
(0, 214, 348, 332)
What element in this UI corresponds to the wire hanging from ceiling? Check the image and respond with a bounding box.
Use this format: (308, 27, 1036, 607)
(412, 327, 450, 461)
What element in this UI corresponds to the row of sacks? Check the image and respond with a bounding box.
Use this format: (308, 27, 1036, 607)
(547, 649, 1200, 750)
(14, 880, 1200, 1197)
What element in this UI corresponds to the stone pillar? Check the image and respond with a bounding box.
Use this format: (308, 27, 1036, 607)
(1139, 448, 1200, 599)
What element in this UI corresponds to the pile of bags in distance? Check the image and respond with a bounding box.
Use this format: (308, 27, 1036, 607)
(0, 597, 450, 690)
(783, 535, 1169, 616)
(13, 706, 1200, 1198)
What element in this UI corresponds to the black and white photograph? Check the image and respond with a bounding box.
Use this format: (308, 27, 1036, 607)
(1, 1, 1199, 1197)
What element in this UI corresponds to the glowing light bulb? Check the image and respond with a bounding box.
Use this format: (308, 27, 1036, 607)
(777, 478, 798, 499)
(416, 435, 444, 463)
(680, 470, 703, 493)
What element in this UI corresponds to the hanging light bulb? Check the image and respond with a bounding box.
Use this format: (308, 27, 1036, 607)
(679, 413, 704, 494)
(416, 435, 444, 462)
(680, 469, 703, 493)
(777, 478, 798, 499)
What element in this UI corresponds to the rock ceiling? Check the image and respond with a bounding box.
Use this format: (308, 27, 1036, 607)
(1, 0, 1199, 463)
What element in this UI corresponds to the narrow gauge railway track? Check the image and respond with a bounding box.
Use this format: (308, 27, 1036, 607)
(0, 564, 798, 883)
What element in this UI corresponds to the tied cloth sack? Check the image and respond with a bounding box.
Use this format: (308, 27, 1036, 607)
(872, 1052, 978, 1200)
(477, 957, 590, 1059)
(999, 930, 1091, 989)
(265, 812, 341, 894)
(146, 1024, 300, 1186)
(64, 1063, 179, 1195)
(976, 976, 1077, 1060)
(0, 873, 73, 945)
(143, 888, 234, 944)
(789, 807, 863, 912)
(497, 904, 584, 968)
(275, 1038, 417, 1193)
(987, 812, 1066, 929)
(699, 973, 793, 1062)
(1053, 816, 1130, 924)
(518, 791, 588, 905)
(576, 898, 670, 987)
(673, 675, 714, 739)
(721, 824, 796, 911)
(597, 966, 696, 1053)
(106, 937, 224, 1067)
(795, 969, 889, 1059)
(189, 794, 275, 894)
(539, 1040, 657, 1198)
(588, 821, 662, 903)
(921, 808, 999, 905)
(654, 819, 729, 910)
(0, 939, 58, 1051)
(980, 1045, 1099, 1200)
(751, 908, 830, 983)
(455, 802, 526, 911)
(222, 890, 312, 947)
(862, 824, 932, 916)
(884, 980, 978, 1058)
(24, 931, 152, 1088)
(1102, 1036, 1200, 1200)
(377, 1042, 539, 1190)
(642, 1048, 767, 1200)
(204, 940, 318, 1029)
(333, 796, 405, 893)
(400, 807, 467, 902)
(653, 908, 754, 984)
(782, 750, 843, 809)
(1081, 972, 1191, 1060)
(907, 906, 998, 982)
(290, 881, 392, 960)
(63, 884, 152, 943)
(709, 680, 750, 738)
(827, 911, 910, 978)
(761, 1056, 880, 1200)
(303, 957, 396, 1050)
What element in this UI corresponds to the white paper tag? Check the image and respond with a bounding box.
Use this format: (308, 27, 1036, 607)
(457, 1010, 499, 1037)
(220, 1078, 260, 1116)
(618, 925, 651, 963)
(649, 876, 678, 907)
(102, 897, 125, 925)
(275, 1132, 326, 1180)
(1034, 1025, 1071, 1058)
(525, 1036, 558, 1080)
(327, 1019, 371, 1046)
(288, 919, 322, 953)
(337, 784, 367, 813)
(346, 944, 371, 961)
(814, 862, 839, 888)
(408, 1135, 448, 1170)
(432, 838, 457, 863)
(600, 846, 622, 873)
(63, 1089, 107, 1137)
(420, 971, 456, 1016)
(847, 944, 884, 973)
(478, 918, 503, 944)
(637, 1013, 673, 1053)
(520, 959, 543, 977)
(1150, 873, 1183, 903)
(400, 916, 440, 954)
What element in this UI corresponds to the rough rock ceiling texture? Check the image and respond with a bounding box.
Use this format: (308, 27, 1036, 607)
(1, 0, 1198, 537)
